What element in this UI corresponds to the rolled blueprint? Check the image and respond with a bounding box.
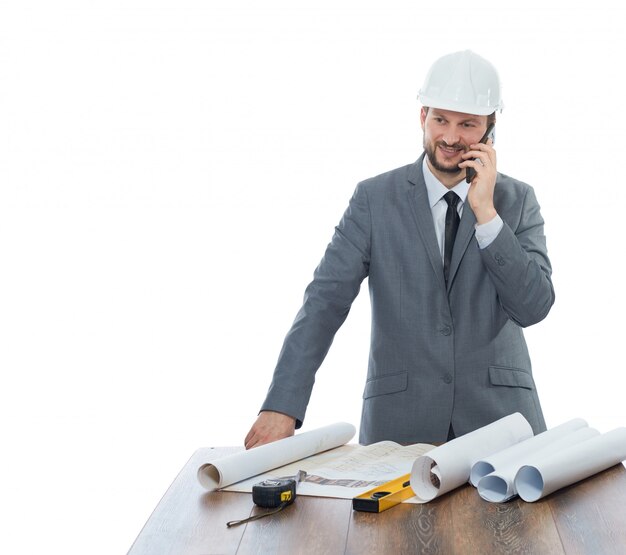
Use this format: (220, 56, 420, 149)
(471, 418, 588, 486)
(515, 427, 626, 502)
(197, 422, 356, 490)
(410, 412, 533, 503)
(476, 425, 599, 502)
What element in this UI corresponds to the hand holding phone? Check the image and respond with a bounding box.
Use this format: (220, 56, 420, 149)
(465, 123, 495, 184)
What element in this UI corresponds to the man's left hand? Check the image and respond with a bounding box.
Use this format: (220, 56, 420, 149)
(459, 139, 498, 225)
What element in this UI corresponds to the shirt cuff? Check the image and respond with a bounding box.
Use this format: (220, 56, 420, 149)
(474, 214, 503, 249)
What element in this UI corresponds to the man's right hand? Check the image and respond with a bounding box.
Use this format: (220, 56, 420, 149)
(244, 411, 296, 449)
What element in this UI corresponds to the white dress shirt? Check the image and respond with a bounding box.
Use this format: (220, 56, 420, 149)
(422, 157, 503, 261)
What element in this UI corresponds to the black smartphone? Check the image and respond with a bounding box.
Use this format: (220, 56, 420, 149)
(465, 122, 495, 183)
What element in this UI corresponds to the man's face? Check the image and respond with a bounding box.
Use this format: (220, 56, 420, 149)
(421, 107, 489, 178)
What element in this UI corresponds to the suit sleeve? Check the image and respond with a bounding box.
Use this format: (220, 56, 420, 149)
(479, 185, 555, 327)
(260, 183, 372, 426)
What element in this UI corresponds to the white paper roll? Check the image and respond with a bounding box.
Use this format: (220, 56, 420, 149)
(410, 412, 533, 503)
(197, 422, 356, 490)
(477, 425, 599, 502)
(471, 418, 588, 487)
(515, 427, 626, 502)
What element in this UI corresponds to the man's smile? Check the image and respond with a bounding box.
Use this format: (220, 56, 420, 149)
(437, 142, 466, 159)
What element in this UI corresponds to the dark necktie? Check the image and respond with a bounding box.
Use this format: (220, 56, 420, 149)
(443, 191, 460, 285)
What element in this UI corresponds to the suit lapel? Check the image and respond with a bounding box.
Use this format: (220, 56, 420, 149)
(407, 158, 447, 291)
(407, 155, 478, 293)
(447, 203, 476, 291)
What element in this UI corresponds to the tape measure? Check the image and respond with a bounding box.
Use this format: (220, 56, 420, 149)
(226, 471, 305, 527)
(252, 478, 296, 508)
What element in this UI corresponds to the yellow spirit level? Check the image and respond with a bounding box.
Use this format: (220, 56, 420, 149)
(352, 473, 414, 513)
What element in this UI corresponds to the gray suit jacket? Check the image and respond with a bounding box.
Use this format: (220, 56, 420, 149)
(261, 155, 555, 444)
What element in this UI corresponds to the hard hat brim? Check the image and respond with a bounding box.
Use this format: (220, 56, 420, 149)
(418, 94, 502, 117)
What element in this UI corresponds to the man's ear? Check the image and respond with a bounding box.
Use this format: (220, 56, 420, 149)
(420, 107, 427, 130)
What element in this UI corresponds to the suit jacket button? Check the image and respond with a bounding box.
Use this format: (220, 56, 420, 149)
(495, 254, 505, 266)
(443, 374, 453, 384)
(440, 325, 452, 336)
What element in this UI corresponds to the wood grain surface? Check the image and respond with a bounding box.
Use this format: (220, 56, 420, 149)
(128, 447, 626, 555)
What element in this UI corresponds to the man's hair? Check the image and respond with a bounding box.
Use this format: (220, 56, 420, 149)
(423, 106, 497, 127)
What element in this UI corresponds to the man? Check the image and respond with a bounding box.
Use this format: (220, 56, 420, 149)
(245, 50, 555, 448)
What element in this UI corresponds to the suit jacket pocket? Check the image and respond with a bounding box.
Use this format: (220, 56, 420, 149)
(489, 366, 534, 390)
(363, 371, 408, 399)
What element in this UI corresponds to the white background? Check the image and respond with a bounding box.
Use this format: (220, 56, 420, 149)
(1, 1, 625, 553)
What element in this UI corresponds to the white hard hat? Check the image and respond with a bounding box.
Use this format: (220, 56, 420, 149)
(418, 50, 503, 116)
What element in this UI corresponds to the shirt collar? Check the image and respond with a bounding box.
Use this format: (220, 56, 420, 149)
(422, 156, 470, 208)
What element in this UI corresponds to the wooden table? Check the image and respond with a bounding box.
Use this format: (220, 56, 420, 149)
(128, 447, 626, 554)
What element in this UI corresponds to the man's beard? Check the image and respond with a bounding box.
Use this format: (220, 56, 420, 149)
(424, 139, 467, 174)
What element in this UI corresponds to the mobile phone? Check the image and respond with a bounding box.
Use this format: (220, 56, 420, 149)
(465, 122, 495, 183)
